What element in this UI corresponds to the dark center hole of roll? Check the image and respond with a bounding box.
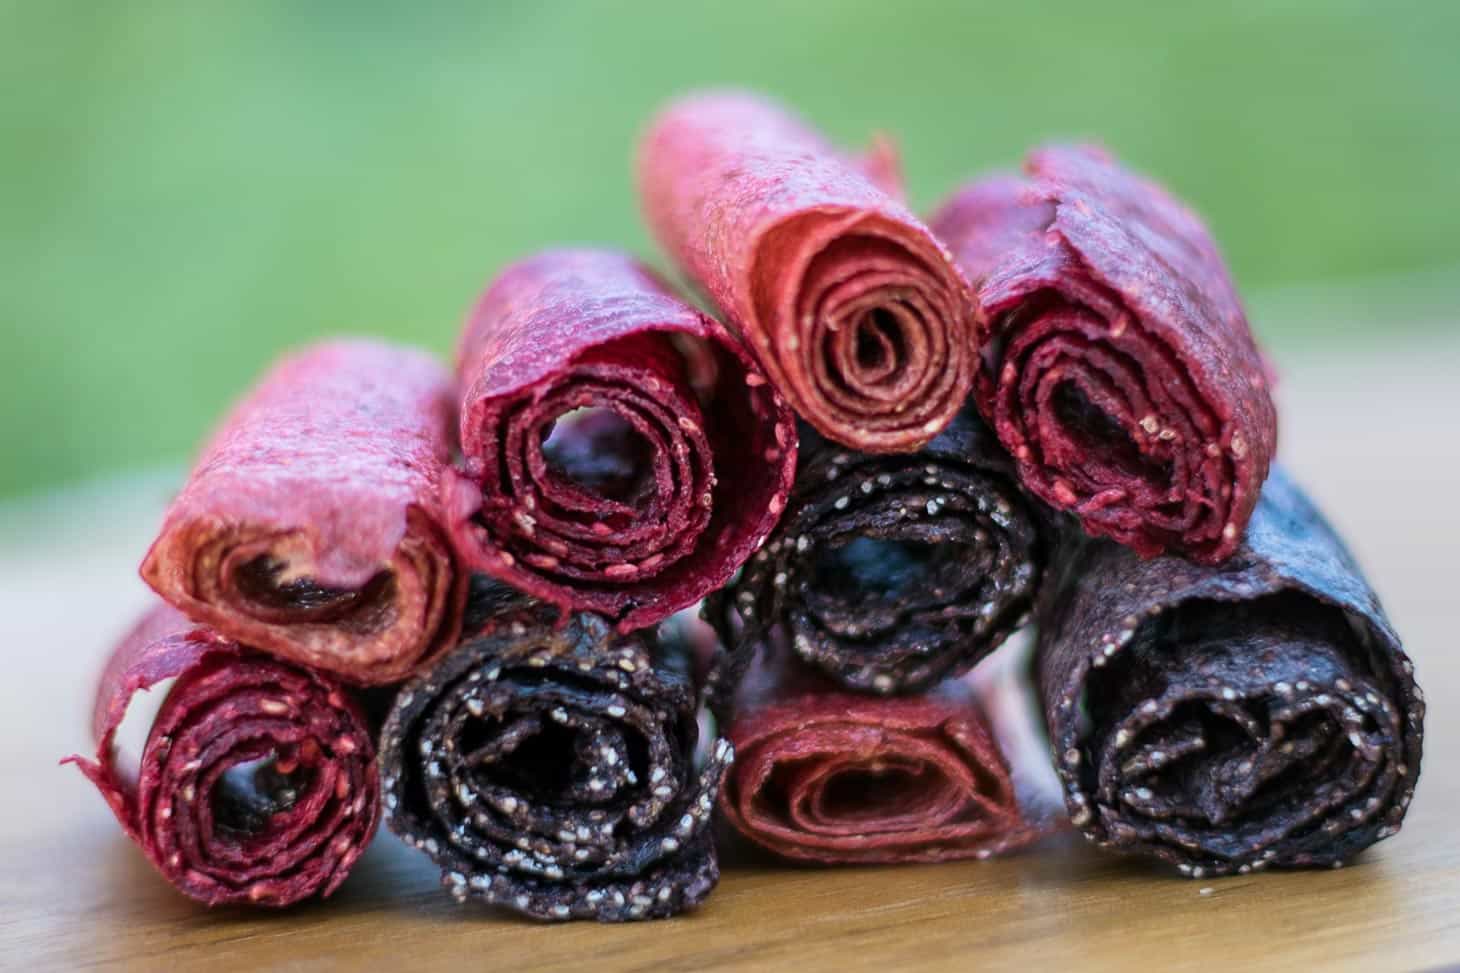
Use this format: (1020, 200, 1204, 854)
(235, 556, 393, 625)
(853, 309, 904, 374)
(494, 722, 581, 800)
(813, 536, 938, 602)
(820, 765, 929, 816)
(1051, 382, 1167, 483)
(542, 408, 654, 504)
(212, 754, 310, 836)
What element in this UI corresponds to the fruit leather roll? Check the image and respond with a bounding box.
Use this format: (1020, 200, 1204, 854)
(66, 605, 379, 906)
(379, 588, 730, 922)
(639, 91, 976, 453)
(141, 339, 466, 685)
(705, 405, 1045, 709)
(931, 145, 1276, 563)
(719, 648, 1045, 865)
(1037, 468, 1422, 876)
(443, 249, 796, 632)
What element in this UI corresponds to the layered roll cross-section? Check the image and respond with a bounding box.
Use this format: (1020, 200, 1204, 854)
(720, 654, 1041, 865)
(706, 406, 1044, 707)
(931, 145, 1276, 562)
(443, 249, 796, 632)
(1037, 469, 1422, 876)
(379, 597, 730, 921)
(639, 91, 976, 452)
(141, 339, 465, 685)
(66, 606, 380, 906)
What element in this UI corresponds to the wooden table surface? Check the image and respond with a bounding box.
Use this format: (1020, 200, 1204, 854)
(4, 334, 1457, 972)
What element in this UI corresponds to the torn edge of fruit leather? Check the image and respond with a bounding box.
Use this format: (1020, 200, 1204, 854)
(930, 144, 1276, 563)
(64, 604, 380, 907)
(717, 629, 1065, 865)
(704, 405, 1047, 712)
(1037, 467, 1422, 876)
(141, 339, 467, 685)
(443, 248, 797, 633)
(379, 579, 729, 922)
(639, 89, 977, 453)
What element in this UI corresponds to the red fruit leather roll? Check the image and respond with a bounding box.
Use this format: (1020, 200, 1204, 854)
(141, 339, 466, 685)
(639, 91, 977, 453)
(65, 605, 380, 907)
(719, 651, 1043, 865)
(930, 145, 1277, 563)
(443, 249, 796, 631)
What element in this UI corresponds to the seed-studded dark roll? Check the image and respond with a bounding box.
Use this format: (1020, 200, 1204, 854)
(379, 598, 730, 922)
(1038, 469, 1423, 876)
(706, 406, 1044, 710)
(67, 605, 380, 906)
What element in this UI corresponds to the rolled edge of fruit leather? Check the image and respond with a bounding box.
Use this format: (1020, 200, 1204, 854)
(141, 338, 466, 685)
(1037, 467, 1422, 876)
(64, 604, 380, 906)
(705, 405, 1046, 710)
(379, 584, 729, 922)
(639, 89, 977, 453)
(930, 144, 1276, 563)
(442, 248, 796, 632)
(718, 641, 1051, 865)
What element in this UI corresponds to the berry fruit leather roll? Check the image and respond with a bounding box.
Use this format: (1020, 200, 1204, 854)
(443, 249, 796, 632)
(720, 651, 1043, 865)
(141, 339, 466, 685)
(705, 405, 1044, 708)
(1038, 468, 1422, 876)
(930, 145, 1277, 562)
(379, 593, 730, 922)
(65, 605, 380, 907)
(639, 91, 976, 453)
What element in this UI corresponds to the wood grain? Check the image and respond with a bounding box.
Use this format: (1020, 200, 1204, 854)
(5, 335, 1457, 972)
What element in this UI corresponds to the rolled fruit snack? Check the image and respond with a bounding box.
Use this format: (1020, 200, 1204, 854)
(1037, 468, 1423, 876)
(141, 339, 466, 685)
(442, 249, 796, 632)
(716, 642, 1047, 866)
(639, 90, 977, 453)
(930, 144, 1277, 563)
(705, 405, 1045, 711)
(379, 582, 730, 922)
(65, 605, 380, 906)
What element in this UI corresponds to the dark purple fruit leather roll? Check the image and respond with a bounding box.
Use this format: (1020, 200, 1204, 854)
(1038, 468, 1422, 877)
(379, 585, 729, 922)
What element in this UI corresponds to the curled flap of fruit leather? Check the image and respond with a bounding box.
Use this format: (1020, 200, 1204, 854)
(141, 339, 465, 685)
(65, 605, 379, 906)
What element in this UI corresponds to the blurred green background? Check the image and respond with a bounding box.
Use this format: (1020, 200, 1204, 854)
(3, 0, 1457, 498)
